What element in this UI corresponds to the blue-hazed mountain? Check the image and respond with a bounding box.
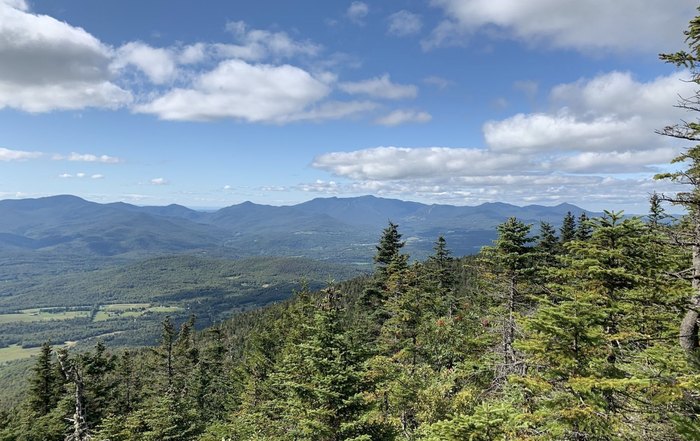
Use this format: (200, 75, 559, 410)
(0, 194, 597, 263)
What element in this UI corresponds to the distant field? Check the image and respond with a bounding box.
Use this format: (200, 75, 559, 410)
(94, 303, 184, 322)
(0, 345, 41, 363)
(0, 309, 90, 324)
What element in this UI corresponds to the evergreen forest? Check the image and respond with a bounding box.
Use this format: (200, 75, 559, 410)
(4, 7, 700, 441)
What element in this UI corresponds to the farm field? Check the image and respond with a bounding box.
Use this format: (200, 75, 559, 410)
(0, 309, 90, 324)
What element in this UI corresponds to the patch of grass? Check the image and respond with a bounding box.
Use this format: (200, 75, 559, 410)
(148, 306, 183, 313)
(101, 303, 150, 311)
(93, 304, 183, 322)
(0, 345, 41, 363)
(0, 310, 89, 324)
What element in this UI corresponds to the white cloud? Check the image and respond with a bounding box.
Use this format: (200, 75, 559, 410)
(178, 43, 207, 64)
(312, 146, 525, 180)
(388, 10, 423, 36)
(543, 148, 679, 174)
(347, 2, 369, 24)
(76, 172, 86, 178)
(484, 71, 695, 153)
(112, 42, 177, 84)
(0, 1, 132, 112)
(297, 179, 341, 194)
(0, 147, 41, 161)
(220, 21, 321, 61)
(311, 72, 691, 210)
(53, 152, 123, 163)
(423, 75, 452, 89)
(91, 174, 104, 179)
(58, 173, 72, 178)
(135, 59, 334, 122)
(340, 74, 417, 100)
(427, 0, 696, 53)
(283, 100, 378, 123)
(150, 177, 168, 185)
(375, 109, 432, 126)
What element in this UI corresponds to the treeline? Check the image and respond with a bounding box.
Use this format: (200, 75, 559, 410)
(1, 204, 699, 440)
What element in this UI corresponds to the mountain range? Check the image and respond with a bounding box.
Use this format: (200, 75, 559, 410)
(0, 195, 595, 263)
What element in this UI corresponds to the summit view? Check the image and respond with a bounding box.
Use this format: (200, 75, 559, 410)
(1, 1, 700, 440)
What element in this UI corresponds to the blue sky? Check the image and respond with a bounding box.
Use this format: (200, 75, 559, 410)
(0, 0, 697, 211)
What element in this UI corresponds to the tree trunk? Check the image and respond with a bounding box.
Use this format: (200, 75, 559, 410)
(504, 274, 517, 370)
(680, 242, 700, 351)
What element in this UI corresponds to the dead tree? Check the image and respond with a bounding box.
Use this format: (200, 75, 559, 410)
(57, 349, 91, 441)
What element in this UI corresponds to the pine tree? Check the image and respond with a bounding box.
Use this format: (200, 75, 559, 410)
(28, 342, 58, 416)
(374, 221, 406, 276)
(426, 236, 456, 316)
(265, 286, 378, 440)
(575, 212, 592, 241)
(513, 211, 689, 439)
(482, 217, 534, 375)
(559, 211, 576, 243)
(655, 7, 700, 351)
(535, 221, 559, 269)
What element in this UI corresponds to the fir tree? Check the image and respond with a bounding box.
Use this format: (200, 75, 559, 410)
(575, 212, 592, 241)
(482, 217, 534, 375)
(655, 6, 700, 351)
(28, 342, 58, 416)
(560, 211, 576, 243)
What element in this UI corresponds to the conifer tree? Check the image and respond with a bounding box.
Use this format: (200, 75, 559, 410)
(28, 342, 58, 416)
(559, 211, 576, 243)
(426, 236, 457, 316)
(575, 212, 592, 241)
(535, 221, 559, 270)
(482, 217, 534, 375)
(655, 9, 700, 350)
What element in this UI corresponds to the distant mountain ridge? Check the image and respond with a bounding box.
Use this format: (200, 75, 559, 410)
(0, 194, 596, 262)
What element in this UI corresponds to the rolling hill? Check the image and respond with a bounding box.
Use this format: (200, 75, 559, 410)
(0, 194, 596, 263)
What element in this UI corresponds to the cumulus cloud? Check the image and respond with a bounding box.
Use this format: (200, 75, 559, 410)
(542, 148, 678, 174)
(150, 177, 168, 185)
(340, 74, 418, 100)
(297, 179, 341, 194)
(0, 1, 132, 112)
(426, 0, 696, 53)
(112, 42, 178, 84)
(310, 69, 691, 208)
(375, 109, 432, 126)
(347, 2, 369, 24)
(484, 71, 694, 153)
(135, 60, 332, 122)
(0, 147, 41, 161)
(388, 10, 423, 36)
(313, 146, 525, 180)
(219, 21, 322, 61)
(53, 152, 123, 163)
(178, 43, 207, 64)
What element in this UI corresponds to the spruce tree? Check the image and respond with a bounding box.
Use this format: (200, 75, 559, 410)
(28, 342, 58, 416)
(655, 9, 700, 350)
(559, 211, 576, 243)
(575, 212, 592, 241)
(482, 217, 534, 375)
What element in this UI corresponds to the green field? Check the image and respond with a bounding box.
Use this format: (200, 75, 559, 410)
(0, 309, 90, 324)
(94, 304, 184, 322)
(0, 345, 41, 363)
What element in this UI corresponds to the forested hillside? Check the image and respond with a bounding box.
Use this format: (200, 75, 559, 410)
(2, 206, 699, 440)
(4, 6, 700, 441)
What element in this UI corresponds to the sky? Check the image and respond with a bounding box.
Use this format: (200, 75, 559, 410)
(0, 0, 698, 211)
